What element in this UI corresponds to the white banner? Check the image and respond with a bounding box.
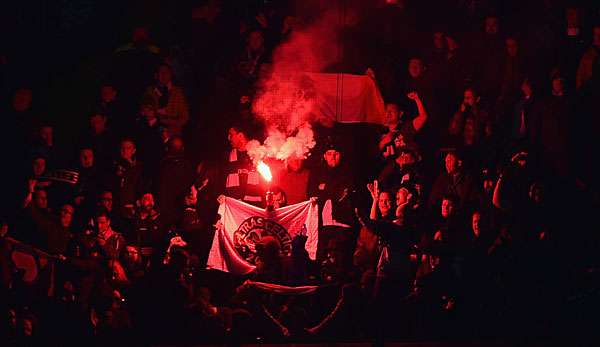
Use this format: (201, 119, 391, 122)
(207, 197, 319, 275)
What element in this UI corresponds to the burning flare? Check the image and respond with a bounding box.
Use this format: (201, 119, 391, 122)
(256, 161, 272, 182)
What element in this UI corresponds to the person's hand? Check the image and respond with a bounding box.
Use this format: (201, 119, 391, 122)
(511, 151, 528, 167)
(309, 196, 318, 206)
(217, 195, 226, 205)
(197, 178, 209, 191)
(306, 327, 317, 335)
(189, 184, 198, 198)
(240, 95, 250, 104)
(460, 103, 466, 113)
(169, 236, 187, 248)
(365, 67, 376, 80)
(0, 223, 8, 238)
(74, 196, 85, 206)
(406, 92, 419, 101)
(157, 108, 168, 116)
(57, 254, 67, 262)
(511, 151, 527, 162)
(381, 131, 395, 144)
(367, 180, 379, 200)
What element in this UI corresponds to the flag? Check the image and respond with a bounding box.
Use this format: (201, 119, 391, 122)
(1, 237, 57, 296)
(308, 72, 386, 124)
(207, 197, 319, 275)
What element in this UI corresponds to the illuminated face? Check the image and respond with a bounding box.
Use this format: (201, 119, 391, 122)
(472, 212, 481, 238)
(169, 137, 184, 153)
(248, 31, 264, 52)
(22, 319, 33, 337)
(445, 153, 460, 174)
(484, 17, 498, 35)
(552, 78, 565, 95)
(385, 103, 402, 124)
(506, 38, 518, 57)
(13, 88, 32, 112)
(125, 245, 141, 263)
(100, 85, 117, 103)
(120, 140, 136, 161)
(96, 216, 110, 234)
(433, 32, 446, 50)
(60, 205, 74, 228)
(441, 198, 455, 218)
(324, 149, 341, 168)
(566, 8, 579, 27)
(378, 192, 392, 216)
(483, 179, 494, 192)
(80, 149, 94, 168)
(33, 190, 48, 210)
(139, 193, 154, 212)
(408, 58, 423, 78)
(521, 79, 532, 96)
(160, 127, 170, 142)
(286, 156, 303, 172)
(40, 126, 53, 146)
(463, 89, 477, 106)
(32, 158, 46, 176)
(396, 188, 409, 206)
(228, 128, 246, 150)
(529, 183, 544, 204)
(272, 191, 286, 209)
(90, 115, 106, 134)
(99, 192, 113, 211)
(140, 105, 156, 120)
(157, 65, 173, 85)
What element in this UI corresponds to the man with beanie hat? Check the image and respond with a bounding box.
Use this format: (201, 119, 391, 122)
(308, 135, 357, 280)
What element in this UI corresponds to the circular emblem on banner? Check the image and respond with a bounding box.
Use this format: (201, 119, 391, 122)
(233, 217, 292, 264)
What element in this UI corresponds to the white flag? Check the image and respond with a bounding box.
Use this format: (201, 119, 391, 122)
(207, 197, 319, 275)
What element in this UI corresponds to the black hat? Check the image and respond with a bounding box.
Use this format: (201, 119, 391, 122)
(323, 135, 343, 152)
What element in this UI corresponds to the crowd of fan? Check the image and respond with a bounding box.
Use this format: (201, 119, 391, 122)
(2, 0, 600, 344)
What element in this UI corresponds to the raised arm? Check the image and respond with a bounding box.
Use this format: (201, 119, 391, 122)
(492, 174, 504, 210)
(407, 92, 428, 132)
(367, 180, 379, 220)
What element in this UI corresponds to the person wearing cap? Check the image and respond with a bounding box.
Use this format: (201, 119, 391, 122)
(308, 137, 357, 275)
(377, 145, 424, 193)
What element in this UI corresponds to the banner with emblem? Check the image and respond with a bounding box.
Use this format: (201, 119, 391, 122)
(207, 197, 319, 275)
